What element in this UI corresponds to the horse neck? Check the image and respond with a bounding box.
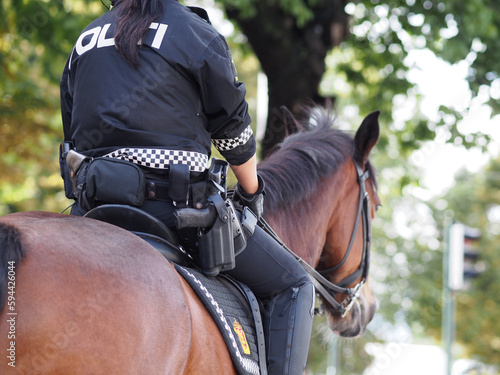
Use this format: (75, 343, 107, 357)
(262, 162, 351, 267)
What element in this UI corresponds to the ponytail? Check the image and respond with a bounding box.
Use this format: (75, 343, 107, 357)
(113, 0, 165, 68)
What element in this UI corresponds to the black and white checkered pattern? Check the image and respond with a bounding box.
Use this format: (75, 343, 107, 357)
(103, 148, 208, 172)
(212, 125, 253, 152)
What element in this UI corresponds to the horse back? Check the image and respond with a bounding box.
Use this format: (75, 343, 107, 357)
(0, 211, 232, 374)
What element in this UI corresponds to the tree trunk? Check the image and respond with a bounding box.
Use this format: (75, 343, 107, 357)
(224, 1, 349, 157)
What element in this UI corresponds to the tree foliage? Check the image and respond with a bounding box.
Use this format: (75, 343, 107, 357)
(0, 0, 101, 212)
(220, 0, 497, 157)
(451, 161, 500, 364)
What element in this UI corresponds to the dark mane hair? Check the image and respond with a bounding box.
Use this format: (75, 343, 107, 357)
(258, 108, 376, 211)
(113, 0, 165, 68)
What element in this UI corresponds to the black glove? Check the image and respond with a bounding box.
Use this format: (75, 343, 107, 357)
(233, 174, 265, 220)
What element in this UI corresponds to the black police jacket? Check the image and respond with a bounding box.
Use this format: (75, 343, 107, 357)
(60, 0, 255, 170)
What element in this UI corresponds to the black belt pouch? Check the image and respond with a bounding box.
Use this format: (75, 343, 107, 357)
(85, 157, 146, 207)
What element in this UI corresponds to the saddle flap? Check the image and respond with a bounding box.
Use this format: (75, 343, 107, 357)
(174, 264, 267, 375)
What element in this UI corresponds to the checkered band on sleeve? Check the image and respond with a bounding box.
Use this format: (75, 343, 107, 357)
(211, 125, 254, 152)
(102, 148, 208, 172)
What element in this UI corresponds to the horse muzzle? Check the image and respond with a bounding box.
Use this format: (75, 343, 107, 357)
(326, 291, 377, 338)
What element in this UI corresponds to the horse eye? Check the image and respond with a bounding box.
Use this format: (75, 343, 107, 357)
(375, 204, 382, 212)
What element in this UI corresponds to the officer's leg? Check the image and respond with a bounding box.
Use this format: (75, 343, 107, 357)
(225, 226, 314, 375)
(262, 282, 315, 375)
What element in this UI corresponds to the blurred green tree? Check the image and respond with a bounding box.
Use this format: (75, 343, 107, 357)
(371, 157, 500, 368)
(0, 0, 103, 212)
(220, 0, 497, 156)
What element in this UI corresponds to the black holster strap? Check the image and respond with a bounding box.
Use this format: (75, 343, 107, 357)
(146, 180, 169, 201)
(168, 164, 190, 206)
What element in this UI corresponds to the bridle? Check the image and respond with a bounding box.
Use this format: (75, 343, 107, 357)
(259, 159, 372, 317)
(315, 159, 371, 316)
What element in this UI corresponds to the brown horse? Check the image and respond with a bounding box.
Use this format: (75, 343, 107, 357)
(0, 109, 380, 374)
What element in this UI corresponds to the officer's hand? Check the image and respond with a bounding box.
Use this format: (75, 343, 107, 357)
(233, 174, 265, 220)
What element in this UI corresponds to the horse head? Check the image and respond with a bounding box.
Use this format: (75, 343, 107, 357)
(316, 111, 380, 337)
(259, 108, 381, 338)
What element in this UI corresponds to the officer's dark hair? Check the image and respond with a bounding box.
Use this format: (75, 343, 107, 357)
(113, 0, 166, 68)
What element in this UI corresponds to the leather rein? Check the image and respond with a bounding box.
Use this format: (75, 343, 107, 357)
(258, 160, 372, 318)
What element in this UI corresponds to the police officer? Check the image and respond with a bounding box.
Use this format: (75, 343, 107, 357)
(60, 1, 314, 373)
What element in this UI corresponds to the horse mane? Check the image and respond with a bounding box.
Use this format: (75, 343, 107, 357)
(0, 223, 26, 310)
(258, 108, 376, 211)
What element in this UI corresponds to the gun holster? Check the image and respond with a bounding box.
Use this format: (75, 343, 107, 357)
(196, 159, 249, 276)
(175, 159, 258, 276)
(197, 193, 238, 276)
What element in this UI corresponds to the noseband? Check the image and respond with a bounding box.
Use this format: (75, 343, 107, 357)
(259, 160, 372, 317)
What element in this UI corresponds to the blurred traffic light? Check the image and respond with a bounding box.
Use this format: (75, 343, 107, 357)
(448, 223, 482, 290)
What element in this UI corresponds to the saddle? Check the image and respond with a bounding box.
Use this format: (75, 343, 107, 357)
(84, 204, 267, 375)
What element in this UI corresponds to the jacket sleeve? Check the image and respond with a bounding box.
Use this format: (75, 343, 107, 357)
(195, 35, 255, 166)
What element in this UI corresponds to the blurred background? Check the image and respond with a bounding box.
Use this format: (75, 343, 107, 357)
(1, 1, 500, 373)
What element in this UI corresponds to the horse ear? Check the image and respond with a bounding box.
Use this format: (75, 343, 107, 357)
(354, 111, 380, 164)
(280, 106, 306, 136)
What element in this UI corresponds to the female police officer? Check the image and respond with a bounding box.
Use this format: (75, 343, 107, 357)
(60, 1, 314, 373)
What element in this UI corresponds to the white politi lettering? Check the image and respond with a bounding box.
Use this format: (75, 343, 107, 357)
(97, 23, 114, 48)
(150, 22, 168, 49)
(75, 26, 101, 55)
(75, 22, 168, 56)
